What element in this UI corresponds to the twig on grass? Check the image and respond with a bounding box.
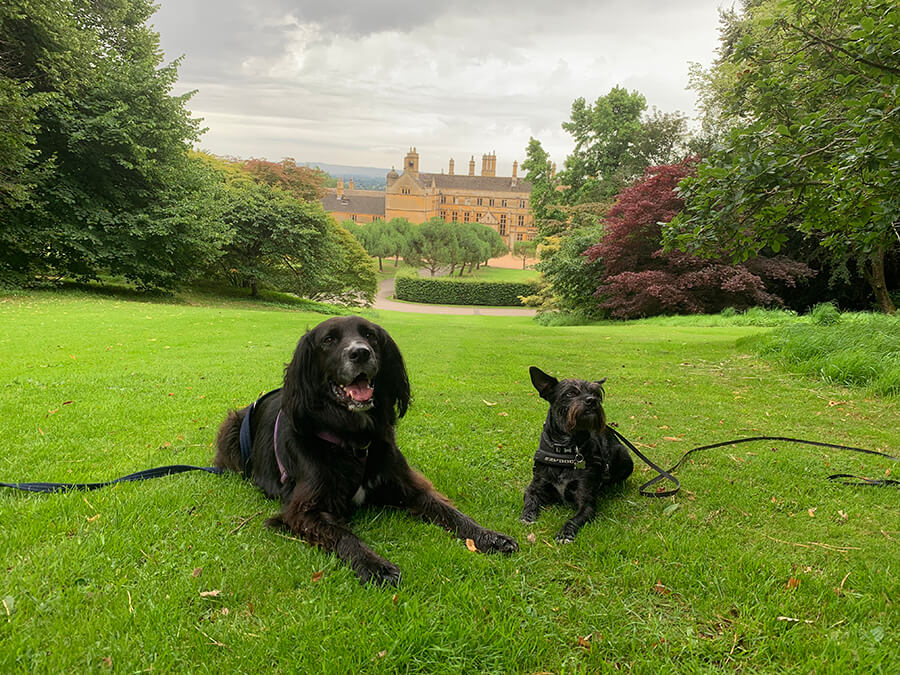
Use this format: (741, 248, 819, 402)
(229, 510, 264, 535)
(764, 535, 859, 553)
(195, 626, 228, 649)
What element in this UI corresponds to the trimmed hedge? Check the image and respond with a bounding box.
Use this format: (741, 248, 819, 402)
(394, 273, 538, 306)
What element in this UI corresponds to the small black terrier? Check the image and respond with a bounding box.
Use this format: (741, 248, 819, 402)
(521, 367, 634, 543)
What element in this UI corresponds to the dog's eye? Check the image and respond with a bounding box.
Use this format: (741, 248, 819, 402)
(321, 335, 336, 346)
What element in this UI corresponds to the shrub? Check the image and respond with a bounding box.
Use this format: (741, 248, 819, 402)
(394, 272, 538, 306)
(809, 301, 842, 326)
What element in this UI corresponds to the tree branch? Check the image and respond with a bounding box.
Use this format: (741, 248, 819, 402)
(785, 21, 900, 76)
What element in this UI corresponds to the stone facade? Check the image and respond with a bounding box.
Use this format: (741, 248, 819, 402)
(322, 148, 536, 247)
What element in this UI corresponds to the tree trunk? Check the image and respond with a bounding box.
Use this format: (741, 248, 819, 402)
(250, 279, 259, 298)
(863, 247, 896, 314)
(377, 257, 383, 271)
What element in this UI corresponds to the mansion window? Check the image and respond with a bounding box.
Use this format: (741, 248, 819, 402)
(501, 199, 507, 207)
(464, 212, 470, 222)
(350, 214, 358, 221)
(516, 233, 524, 241)
(500, 214, 507, 225)
(401, 188, 411, 195)
(452, 212, 459, 221)
(499, 223, 507, 235)
(441, 195, 446, 204)
(489, 199, 494, 206)
(517, 215, 525, 226)
(477, 198, 483, 206)
(440, 210, 446, 219)
(520, 200, 526, 208)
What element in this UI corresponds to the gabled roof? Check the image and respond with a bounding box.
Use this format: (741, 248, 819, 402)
(321, 190, 386, 216)
(414, 172, 532, 194)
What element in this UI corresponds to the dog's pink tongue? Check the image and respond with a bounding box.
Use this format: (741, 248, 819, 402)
(345, 376, 374, 402)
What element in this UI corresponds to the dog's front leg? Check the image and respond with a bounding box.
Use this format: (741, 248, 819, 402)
(398, 470, 518, 554)
(268, 502, 401, 587)
(556, 502, 596, 544)
(521, 481, 544, 523)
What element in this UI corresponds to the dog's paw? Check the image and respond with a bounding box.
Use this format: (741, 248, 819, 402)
(554, 528, 577, 544)
(520, 509, 538, 524)
(356, 558, 402, 587)
(474, 529, 519, 554)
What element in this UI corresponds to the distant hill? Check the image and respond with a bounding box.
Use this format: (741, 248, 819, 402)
(302, 162, 389, 191)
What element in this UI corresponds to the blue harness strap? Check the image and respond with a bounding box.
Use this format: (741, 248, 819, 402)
(238, 388, 282, 475)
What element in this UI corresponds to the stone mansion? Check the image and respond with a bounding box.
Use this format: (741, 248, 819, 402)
(321, 148, 536, 247)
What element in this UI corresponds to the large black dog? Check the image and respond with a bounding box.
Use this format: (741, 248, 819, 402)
(521, 367, 633, 543)
(215, 316, 518, 586)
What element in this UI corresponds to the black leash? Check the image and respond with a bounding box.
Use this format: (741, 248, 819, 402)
(611, 429, 900, 498)
(1, 465, 223, 494)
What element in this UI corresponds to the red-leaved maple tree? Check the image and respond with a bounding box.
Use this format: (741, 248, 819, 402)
(584, 158, 814, 319)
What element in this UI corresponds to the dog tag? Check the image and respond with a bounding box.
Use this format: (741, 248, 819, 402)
(575, 452, 586, 470)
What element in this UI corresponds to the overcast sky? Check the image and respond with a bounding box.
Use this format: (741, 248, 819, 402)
(152, 1, 733, 174)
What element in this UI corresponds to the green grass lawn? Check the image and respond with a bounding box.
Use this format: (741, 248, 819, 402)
(1, 291, 897, 672)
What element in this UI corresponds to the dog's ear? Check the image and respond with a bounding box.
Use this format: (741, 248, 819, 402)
(529, 366, 558, 401)
(375, 325, 411, 420)
(282, 328, 319, 423)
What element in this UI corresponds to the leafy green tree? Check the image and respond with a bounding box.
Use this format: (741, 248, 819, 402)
(0, 0, 213, 288)
(455, 224, 491, 276)
(560, 87, 689, 204)
(386, 217, 415, 266)
(291, 221, 377, 305)
(471, 222, 508, 266)
(534, 225, 608, 318)
(404, 218, 459, 276)
(215, 174, 335, 297)
(522, 137, 566, 236)
(668, 0, 898, 313)
(512, 240, 538, 269)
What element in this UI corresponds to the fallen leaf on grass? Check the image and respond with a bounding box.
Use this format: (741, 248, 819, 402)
(526, 532, 537, 544)
(785, 577, 801, 590)
(652, 581, 671, 596)
(86, 514, 100, 523)
(465, 538, 479, 552)
(808, 508, 817, 517)
(482, 400, 497, 407)
(311, 571, 324, 583)
(662, 436, 683, 442)
(192, 567, 203, 578)
(577, 635, 592, 649)
(199, 590, 221, 598)
(662, 503, 680, 517)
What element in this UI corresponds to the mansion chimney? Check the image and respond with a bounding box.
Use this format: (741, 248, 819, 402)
(468, 156, 475, 176)
(448, 158, 455, 175)
(512, 160, 518, 178)
(348, 178, 354, 190)
(404, 147, 419, 176)
(336, 177, 344, 198)
(481, 152, 496, 177)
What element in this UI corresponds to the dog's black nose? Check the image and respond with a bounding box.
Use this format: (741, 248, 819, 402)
(349, 346, 372, 363)
(584, 396, 597, 409)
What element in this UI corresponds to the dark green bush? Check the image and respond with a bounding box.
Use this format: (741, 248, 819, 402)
(394, 273, 538, 306)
